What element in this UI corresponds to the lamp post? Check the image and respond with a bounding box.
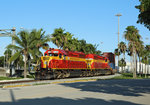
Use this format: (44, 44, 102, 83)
(115, 13, 122, 72)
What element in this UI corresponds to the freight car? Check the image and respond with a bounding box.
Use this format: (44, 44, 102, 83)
(35, 48, 115, 80)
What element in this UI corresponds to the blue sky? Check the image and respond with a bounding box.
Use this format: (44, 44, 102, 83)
(0, 0, 150, 61)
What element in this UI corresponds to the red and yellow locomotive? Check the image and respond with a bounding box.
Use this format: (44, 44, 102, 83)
(35, 48, 115, 80)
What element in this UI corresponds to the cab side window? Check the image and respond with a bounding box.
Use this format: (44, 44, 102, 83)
(53, 54, 58, 56)
(64, 55, 66, 60)
(59, 54, 62, 58)
(49, 53, 52, 56)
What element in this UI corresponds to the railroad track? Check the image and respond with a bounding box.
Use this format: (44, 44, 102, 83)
(0, 80, 41, 85)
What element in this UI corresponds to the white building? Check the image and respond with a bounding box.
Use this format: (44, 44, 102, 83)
(116, 61, 150, 74)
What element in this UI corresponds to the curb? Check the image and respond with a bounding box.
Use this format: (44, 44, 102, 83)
(2, 84, 32, 88)
(1, 79, 98, 88)
(51, 79, 97, 84)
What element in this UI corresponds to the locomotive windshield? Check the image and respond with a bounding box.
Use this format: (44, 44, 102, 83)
(49, 53, 53, 56)
(44, 53, 58, 57)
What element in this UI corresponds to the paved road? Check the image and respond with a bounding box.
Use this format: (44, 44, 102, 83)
(0, 79, 150, 105)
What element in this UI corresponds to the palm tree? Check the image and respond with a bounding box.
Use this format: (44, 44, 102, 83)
(141, 47, 150, 78)
(118, 42, 127, 60)
(7, 30, 30, 78)
(136, 41, 144, 76)
(51, 28, 71, 50)
(51, 28, 77, 50)
(4, 49, 12, 68)
(78, 39, 87, 53)
(114, 49, 120, 57)
(0, 56, 4, 67)
(119, 58, 126, 72)
(124, 26, 142, 78)
(62, 32, 74, 50)
(66, 37, 79, 51)
(51, 28, 64, 48)
(118, 42, 127, 72)
(7, 29, 50, 78)
(126, 45, 133, 73)
(29, 29, 50, 66)
(145, 45, 150, 77)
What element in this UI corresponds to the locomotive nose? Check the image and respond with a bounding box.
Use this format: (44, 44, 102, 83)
(41, 56, 51, 68)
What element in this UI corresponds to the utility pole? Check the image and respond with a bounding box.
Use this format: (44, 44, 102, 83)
(0, 27, 16, 76)
(115, 13, 122, 72)
(10, 27, 16, 76)
(12, 27, 16, 56)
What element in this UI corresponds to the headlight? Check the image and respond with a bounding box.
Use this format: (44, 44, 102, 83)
(44, 61, 47, 65)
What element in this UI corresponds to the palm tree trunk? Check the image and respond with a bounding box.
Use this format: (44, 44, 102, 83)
(123, 53, 125, 72)
(145, 64, 146, 78)
(148, 64, 149, 75)
(133, 53, 135, 78)
(139, 57, 141, 77)
(24, 54, 27, 78)
(130, 56, 132, 73)
(132, 54, 134, 74)
(118, 55, 119, 73)
(147, 63, 149, 78)
(133, 49, 137, 78)
(142, 63, 144, 76)
(135, 54, 137, 77)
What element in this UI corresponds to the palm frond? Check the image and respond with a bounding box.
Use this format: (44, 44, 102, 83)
(9, 51, 21, 63)
(12, 35, 24, 47)
(7, 44, 22, 51)
(18, 30, 29, 46)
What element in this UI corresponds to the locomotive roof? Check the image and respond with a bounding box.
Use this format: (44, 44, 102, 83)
(65, 50, 86, 58)
(86, 54, 107, 60)
(45, 48, 86, 58)
(44, 48, 110, 59)
(45, 49, 68, 55)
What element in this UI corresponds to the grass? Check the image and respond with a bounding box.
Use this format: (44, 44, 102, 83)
(111, 73, 150, 79)
(0, 77, 23, 80)
(19, 73, 35, 79)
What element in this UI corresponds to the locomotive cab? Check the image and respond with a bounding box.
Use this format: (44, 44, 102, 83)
(41, 48, 67, 69)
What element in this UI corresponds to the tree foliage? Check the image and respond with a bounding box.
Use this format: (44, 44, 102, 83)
(136, 0, 150, 30)
(124, 26, 142, 78)
(51, 28, 101, 55)
(118, 42, 127, 55)
(114, 48, 120, 56)
(0, 56, 4, 67)
(119, 58, 126, 67)
(7, 29, 50, 78)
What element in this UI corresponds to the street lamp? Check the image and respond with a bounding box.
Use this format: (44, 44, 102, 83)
(115, 13, 122, 72)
